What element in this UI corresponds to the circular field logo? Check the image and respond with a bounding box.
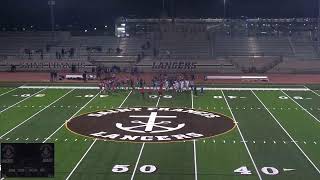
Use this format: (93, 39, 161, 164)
(66, 107, 235, 143)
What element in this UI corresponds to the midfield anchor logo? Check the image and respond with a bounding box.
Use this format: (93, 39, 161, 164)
(116, 112, 185, 133)
(67, 107, 235, 142)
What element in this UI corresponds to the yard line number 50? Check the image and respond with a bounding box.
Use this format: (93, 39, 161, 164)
(112, 164, 157, 174)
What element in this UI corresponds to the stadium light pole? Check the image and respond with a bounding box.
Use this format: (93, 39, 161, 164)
(162, 0, 165, 10)
(223, 0, 226, 20)
(48, 0, 56, 41)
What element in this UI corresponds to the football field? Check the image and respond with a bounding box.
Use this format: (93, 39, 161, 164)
(0, 84, 320, 180)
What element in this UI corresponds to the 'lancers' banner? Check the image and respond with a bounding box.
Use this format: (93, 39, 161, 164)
(152, 61, 197, 70)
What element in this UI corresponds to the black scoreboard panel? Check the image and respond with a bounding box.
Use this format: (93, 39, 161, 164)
(1, 143, 54, 178)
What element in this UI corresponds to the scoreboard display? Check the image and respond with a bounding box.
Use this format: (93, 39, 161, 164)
(1, 143, 54, 178)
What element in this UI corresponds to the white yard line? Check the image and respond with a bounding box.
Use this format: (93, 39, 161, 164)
(303, 85, 320, 97)
(42, 91, 102, 143)
(0, 88, 46, 114)
(156, 95, 161, 107)
(191, 90, 194, 109)
(65, 91, 132, 180)
(0, 89, 74, 139)
(193, 140, 198, 180)
(191, 90, 198, 180)
(65, 139, 97, 180)
(252, 90, 320, 174)
(281, 90, 320, 124)
(221, 90, 263, 180)
(130, 95, 160, 180)
(119, 90, 133, 108)
(130, 143, 146, 180)
(0, 87, 19, 97)
(309, 88, 320, 96)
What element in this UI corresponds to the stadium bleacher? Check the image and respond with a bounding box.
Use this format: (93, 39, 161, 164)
(0, 18, 319, 73)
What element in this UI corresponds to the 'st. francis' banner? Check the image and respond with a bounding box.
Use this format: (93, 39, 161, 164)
(20, 62, 88, 69)
(152, 61, 196, 70)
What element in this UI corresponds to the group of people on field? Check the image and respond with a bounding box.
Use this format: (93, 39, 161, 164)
(98, 73, 203, 97)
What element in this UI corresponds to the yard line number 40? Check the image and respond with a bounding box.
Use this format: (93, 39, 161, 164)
(234, 166, 279, 176)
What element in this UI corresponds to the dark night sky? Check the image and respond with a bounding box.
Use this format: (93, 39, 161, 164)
(0, 0, 318, 27)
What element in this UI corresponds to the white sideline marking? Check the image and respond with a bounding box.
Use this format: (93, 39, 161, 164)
(65, 91, 132, 180)
(43, 91, 102, 143)
(0, 87, 19, 97)
(0, 89, 74, 139)
(252, 90, 320, 174)
(281, 90, 320, 124)
(19, 85, 309, 91)
(65, 139, 97, 180)
(0, 88, 46, 114)
(221, 90, 263, 180)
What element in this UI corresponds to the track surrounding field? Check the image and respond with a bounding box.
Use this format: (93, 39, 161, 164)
(0, 85, 319, 180)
